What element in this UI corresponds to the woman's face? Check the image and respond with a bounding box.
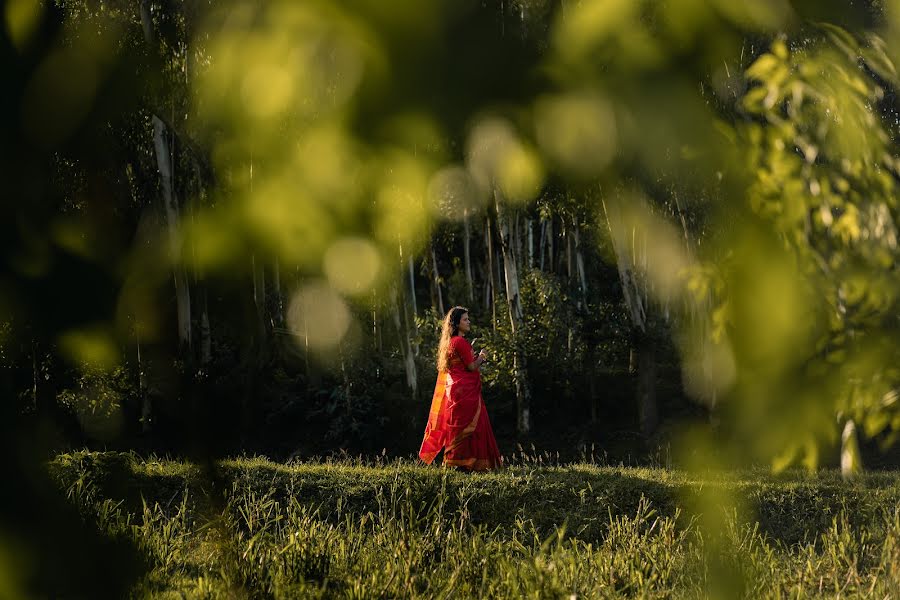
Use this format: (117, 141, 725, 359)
(458, 312, 471, 334)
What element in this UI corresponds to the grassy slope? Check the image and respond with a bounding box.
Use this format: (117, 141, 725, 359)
(47, 452, 900, 598)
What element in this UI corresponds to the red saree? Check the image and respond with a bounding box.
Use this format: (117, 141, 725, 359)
(419, 336, 502, 471)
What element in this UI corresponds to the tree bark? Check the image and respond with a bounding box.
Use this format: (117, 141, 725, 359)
(495, 189, 532, 435)
(251, 254, 267, 346)
(602, 193, 657, 436)
(463, 209, 475, 303)
(198, 286, 211, 366)
(407, 256, 418, 318)
(527, 217, 534, 269)
(390, 285, 417, 398)
(152, 115, 192, 352)
(485, 214, 497, 330)
(399, 242, 419, 358)
(601, 196, 646, 330)
(431, 244, 445, 315)
(841, 419, 862, 479)
(272, 258, 285, 330)
(574, 221, 588, 306)
(136, 329, 151, 433)
(547, 218, 554, 274)
(635, 333, 658, 437)
(539, 219, 547, 271)
(140, 0, 154, 46)
(143, 1, 191, 355)
(31, 338, 38, 413)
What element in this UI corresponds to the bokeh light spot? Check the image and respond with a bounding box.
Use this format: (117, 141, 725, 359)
(324, 237, 381, 296)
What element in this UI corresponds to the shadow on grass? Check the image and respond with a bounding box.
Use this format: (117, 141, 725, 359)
(50, 451, 900, 550)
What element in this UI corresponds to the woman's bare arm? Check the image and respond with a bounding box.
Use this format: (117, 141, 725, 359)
(466, 349, 488, 371)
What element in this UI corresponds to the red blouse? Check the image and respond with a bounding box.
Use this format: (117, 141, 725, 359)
(447, 335, 475, 372)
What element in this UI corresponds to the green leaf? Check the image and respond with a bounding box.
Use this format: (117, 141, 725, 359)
(746, 53, 781, 82)
(860, 35, 899, 86)
(816, 22, 860, 60)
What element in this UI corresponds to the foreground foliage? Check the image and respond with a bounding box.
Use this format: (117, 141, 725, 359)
(49, 451, 900, 598)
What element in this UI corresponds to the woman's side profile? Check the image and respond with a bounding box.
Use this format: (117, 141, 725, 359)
(419, 306, 502, 471)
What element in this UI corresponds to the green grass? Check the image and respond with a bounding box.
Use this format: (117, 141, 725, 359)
(48, 451, 900, 598)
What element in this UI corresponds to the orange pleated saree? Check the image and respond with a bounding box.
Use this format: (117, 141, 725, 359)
(419, 335, 502, 471)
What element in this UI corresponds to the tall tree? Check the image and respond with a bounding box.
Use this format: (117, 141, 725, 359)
(495, 190, 532, 435)
(601, 192, 658, 437)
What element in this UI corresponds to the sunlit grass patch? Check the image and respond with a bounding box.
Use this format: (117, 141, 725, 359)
(48, 452, 900, 598)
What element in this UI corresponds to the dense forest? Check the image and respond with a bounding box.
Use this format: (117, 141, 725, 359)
(3, 0, 900, 469)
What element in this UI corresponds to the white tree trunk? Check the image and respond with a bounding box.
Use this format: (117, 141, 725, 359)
(136, 329, 152, 433)
(495, 189, 531, 435)
(547, 218, 554, 273)
(527, 217, 534, 269)
(431, 244, 444, 315)
(399, 242, 419, 357)
(539, 219, 547, 271)
(390, 285, 417, 397)
(199, 288, 211, 366)
(31, 339, 38, 412)
(485, 215, 496, 327)
(601, 192, 658, 435)
(140, 0, 154, 46)
(251, 254, 267, 344)
(841, 419, 862, 479)
(574, 221, 588, 304)
(601, 196, 646, 330)
(407, 256, 418, 318)
(272, 257, 285, 329)
(152, 115, 192, 351)
(463, 209, 475, 303)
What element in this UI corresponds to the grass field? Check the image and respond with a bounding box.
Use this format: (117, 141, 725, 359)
(47, 451, 900, 598)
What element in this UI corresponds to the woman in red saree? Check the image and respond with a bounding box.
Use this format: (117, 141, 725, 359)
(419, 306, 502, 471)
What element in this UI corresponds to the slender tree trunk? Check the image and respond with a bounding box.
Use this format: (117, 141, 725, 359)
(431, 244, 445, 315)
(574, 221, 588, 305)
(31, 338, 38, 413)
(152, 116, 192, 352)
(463, 209, 475, 303)
(588, 352, 599, 423)
(399, 242, 419, 358)
(272, 258, 285, 329)
(601, 196, 647, 330)
(601, 193, 658, 436)
(187, 183, 212, 368)
(140, 0, 154, 45)
(390, 285, 417, 398)
(407, 256, 418, 318)
(143, 4, 191, 354)
(338, 340, 352, 414)
(547, 218, 554, 274)
(136, 329, 151, 433)
(496, 246, 504, 303)
(539, 219, 547, 271)
(251, 254, 267, 346)
(841, 419, 862, 479)
(485, 215, 497, 331)
(300, 276, 311, 379)
(495, 190, 532, 435)
(198, 286, 211, 366)
(527, 217, 534, 269)
(635, 333, 658, 436)
(512, 212, 521, 271)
